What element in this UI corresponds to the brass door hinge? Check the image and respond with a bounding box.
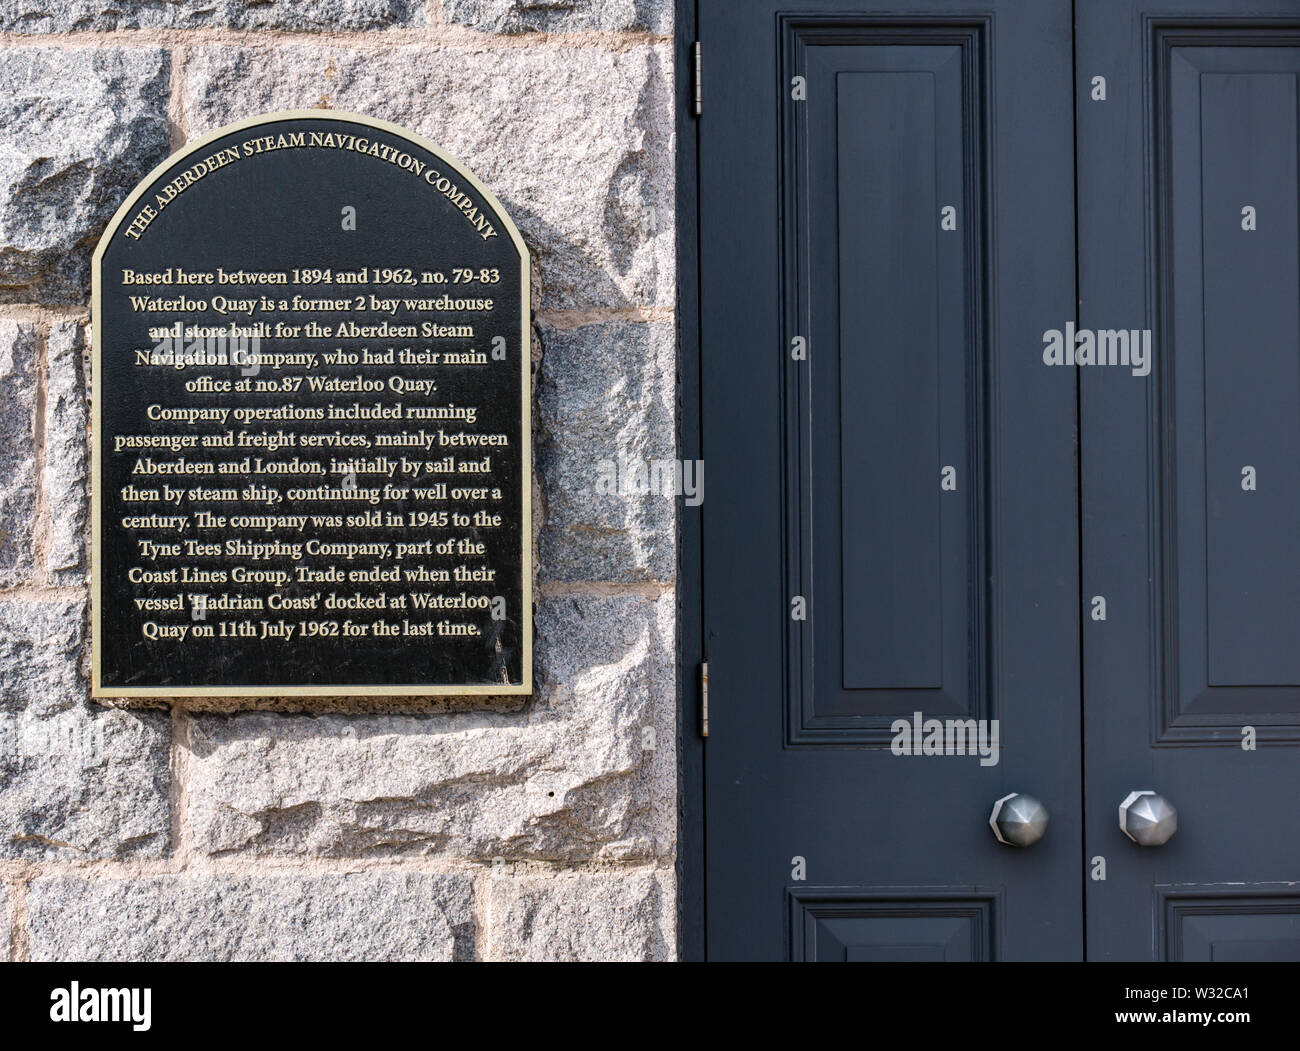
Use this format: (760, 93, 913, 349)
(692, 42, 703, 117)
(700, 659, 709, 737)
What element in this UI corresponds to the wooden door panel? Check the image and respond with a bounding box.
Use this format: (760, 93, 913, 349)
(790, 30, 988, 742)
(702, 0, 1080, 961)
(1077, 2, 1300, 960)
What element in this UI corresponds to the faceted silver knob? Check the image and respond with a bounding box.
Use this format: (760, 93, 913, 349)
(1119, 790, 1177, 846)
(988, 792, 1049, 847)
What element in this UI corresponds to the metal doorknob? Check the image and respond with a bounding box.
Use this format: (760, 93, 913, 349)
(1119, 790, 1178, 846)
(989, 792, 1049, 847)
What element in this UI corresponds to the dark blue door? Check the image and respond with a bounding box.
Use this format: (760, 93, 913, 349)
(698, 0, 1300, 961)
(1077, 0, 1300, 960)
(699, 0, 1082, 960)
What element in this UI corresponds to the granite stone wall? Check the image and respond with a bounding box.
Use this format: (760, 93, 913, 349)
(0, 0, 677, 961)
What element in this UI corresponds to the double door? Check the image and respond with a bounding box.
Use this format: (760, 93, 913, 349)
(698, 0, 1300, 959)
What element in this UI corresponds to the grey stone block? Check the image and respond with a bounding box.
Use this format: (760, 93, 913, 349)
(43, 321, 86, 583)
(27, 871, 473, 961)
(0, 0, 423, 33)
(183, 43, 675, 311)
(537, 319, 676, 582)
(0, 597, 81, 717)
(1, 882, 10, 960)
(0, 597, 171, 859)
(0, 320, 37, 586)
(487, 866, 673, 960)
(442, 0, 672, 34)
(0, 48, 170, 304)
(185, 593, 674, 862)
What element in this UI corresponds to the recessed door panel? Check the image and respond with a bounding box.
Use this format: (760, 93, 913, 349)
(790, 890, 998, 961)
(1195, 68, 1300, 690)
(792, 36, 988, 743)
(1161, 890, 1300, 961)
(838, 69, 944, 694)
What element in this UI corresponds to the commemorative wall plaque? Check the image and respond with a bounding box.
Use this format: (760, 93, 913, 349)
(92, 112, 531, 696)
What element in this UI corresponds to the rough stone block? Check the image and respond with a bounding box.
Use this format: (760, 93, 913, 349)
(537, 319, 675, 582)
(0, 48, 170, 304)
(442, 0, 672, 34)
(0, 320, 37, 585)
(43, 320, 86, 583)
(1, 882, 10, 960)
(27, 871, 473, 961)
(185, 593, 674, 862)
(183, 43, 674, 311)
(487, 866, 673, 960)
(0, 597, 170, 859)
(0, 0, 423, 33)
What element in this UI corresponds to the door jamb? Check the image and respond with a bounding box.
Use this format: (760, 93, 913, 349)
(674, 0, 706, 964)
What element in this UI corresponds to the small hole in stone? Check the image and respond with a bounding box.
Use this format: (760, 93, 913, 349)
(547, 791, 554, 797)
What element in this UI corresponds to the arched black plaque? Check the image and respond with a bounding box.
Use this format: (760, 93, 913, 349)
(92, 112, 531, 697)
